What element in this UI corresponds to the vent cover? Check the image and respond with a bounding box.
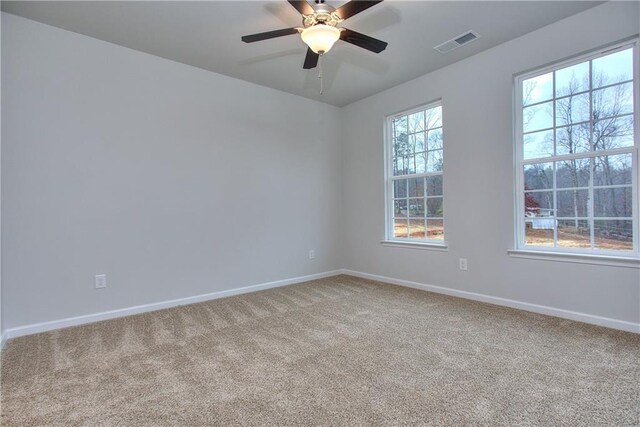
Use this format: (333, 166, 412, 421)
(434, 31, 480, 53)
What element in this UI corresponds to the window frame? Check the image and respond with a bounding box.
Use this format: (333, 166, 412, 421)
(513, 39, 640, 259)
(384, 100, 446, 246)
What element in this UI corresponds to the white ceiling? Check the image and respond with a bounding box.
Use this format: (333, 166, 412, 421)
(1, 1, 602, 106)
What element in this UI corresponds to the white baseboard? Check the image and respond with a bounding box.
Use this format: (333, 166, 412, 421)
(3, 268, 637, 347)
(342, 269, 640, 334)
(2, 270, 344, 343)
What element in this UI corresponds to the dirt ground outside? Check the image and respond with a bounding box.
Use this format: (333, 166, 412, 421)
(394, 221, 444, 240)
(393, 222, 632, 251)
(525, 228, 632, 251)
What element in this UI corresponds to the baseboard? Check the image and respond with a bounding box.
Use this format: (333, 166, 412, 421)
(342, 269, 640, 334)
(2, 270, 344, 343)
(4, 268, 637, 346)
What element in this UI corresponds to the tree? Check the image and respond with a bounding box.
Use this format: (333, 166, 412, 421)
(550, 67, 633, 239)
(523, 66, 633, 242)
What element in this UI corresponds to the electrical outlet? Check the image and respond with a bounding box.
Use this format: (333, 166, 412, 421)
(95, 274, 107, 289)
(308, 250, 315, 260)
(459, 258, 468, 271)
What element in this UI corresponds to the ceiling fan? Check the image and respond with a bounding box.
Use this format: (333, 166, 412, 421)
(241, 0, 388, 70)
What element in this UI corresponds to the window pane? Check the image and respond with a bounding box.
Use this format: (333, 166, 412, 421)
(556, 93, 590, 126)
(394, 179, 407, 198)
(594, 154, 632, 186)
(592, 48, 633, 88)
(593, 116, 634, 150)
(415, 152, 427, 174)
(427, 128, 443, 151)
(525, 224, 554, 247)
(407, 134, 417, 153)
(394, 219, 408, 238)
(594, 220, 632, 251)
(426, 197, 443, 217)
(425, 107, 442, 129)
(523, 101, 553, 132)
(408, 177, 424, 197)
(409, 218, 425, 239)
(412, 132, 426, 152)
(555, 125, 590, 155)
(594, 187, 633, 218)
(556, 158, 590, 188)
(523, 72, 553, 106)
(524, 191, 555, 241)
(592, 82, 633, 119)
(393, 156, 403, 176)
(393, 116, 407, 139)
(393, 133, 409, 158)
(408, 111, 425, 133)
(524, 191, 554, 217)
(408, 199, 425, 216)
(427, 150, 443, 172)
(523, 129, 553, 160)
(427, 219, 444, 241)
(557, 219, 590, 249)
(524, 163, 553, 191)
(557, 189, 588, 217)
(406, 155, 416, 174)
(426, 175, 443, 196)
(555, 61, 589, 97)
(394, 199, 407, 217)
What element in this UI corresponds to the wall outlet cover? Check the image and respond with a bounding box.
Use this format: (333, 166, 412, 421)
(95, 274, 107, 289)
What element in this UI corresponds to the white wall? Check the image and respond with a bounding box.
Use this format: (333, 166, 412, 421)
(1, 13, 343, 330)
(341, 2, 640, 325)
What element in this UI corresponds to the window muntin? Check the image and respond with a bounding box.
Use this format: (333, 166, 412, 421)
(387, 103, 444, 242)
(515, 42, 638, 256)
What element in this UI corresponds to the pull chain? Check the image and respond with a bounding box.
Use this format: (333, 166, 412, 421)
(318, 53, 324, 95)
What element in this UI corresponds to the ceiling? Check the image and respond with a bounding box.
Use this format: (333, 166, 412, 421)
(1, 1, 602, 107)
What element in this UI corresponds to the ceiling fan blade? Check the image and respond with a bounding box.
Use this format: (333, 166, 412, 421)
(339, 28, 387, 53)
(241, 27, 299, 43)
(303, 48, 320, 69)
(287, 0, 315, 15)
(335, 0, 383, 20)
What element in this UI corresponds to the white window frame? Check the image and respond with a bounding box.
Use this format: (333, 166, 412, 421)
(513, 39, 640, 260)
(383, 100, 446, 248)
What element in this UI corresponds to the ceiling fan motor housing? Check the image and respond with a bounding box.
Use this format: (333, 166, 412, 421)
(302, 3, 343, 28)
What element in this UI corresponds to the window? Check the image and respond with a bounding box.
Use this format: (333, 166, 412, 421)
(515, 41, 639, 257)
(386, 102, 444, 243)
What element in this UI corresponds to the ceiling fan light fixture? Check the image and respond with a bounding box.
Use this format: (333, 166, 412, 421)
(301, 24, 340, 54)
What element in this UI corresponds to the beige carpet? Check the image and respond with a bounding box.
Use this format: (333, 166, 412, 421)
(1, 275, 639, 426)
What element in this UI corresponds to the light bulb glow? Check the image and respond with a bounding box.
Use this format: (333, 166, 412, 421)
(301, 25, 340, 54)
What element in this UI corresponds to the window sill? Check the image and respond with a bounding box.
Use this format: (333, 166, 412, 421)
(380, 240, 448, 251)
(507, 249, 640, 268)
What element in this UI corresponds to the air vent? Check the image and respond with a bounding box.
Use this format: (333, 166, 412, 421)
(434, 31, 480, 54)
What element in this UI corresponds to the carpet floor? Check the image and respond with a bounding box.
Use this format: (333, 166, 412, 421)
(1, 275, 639, 426)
